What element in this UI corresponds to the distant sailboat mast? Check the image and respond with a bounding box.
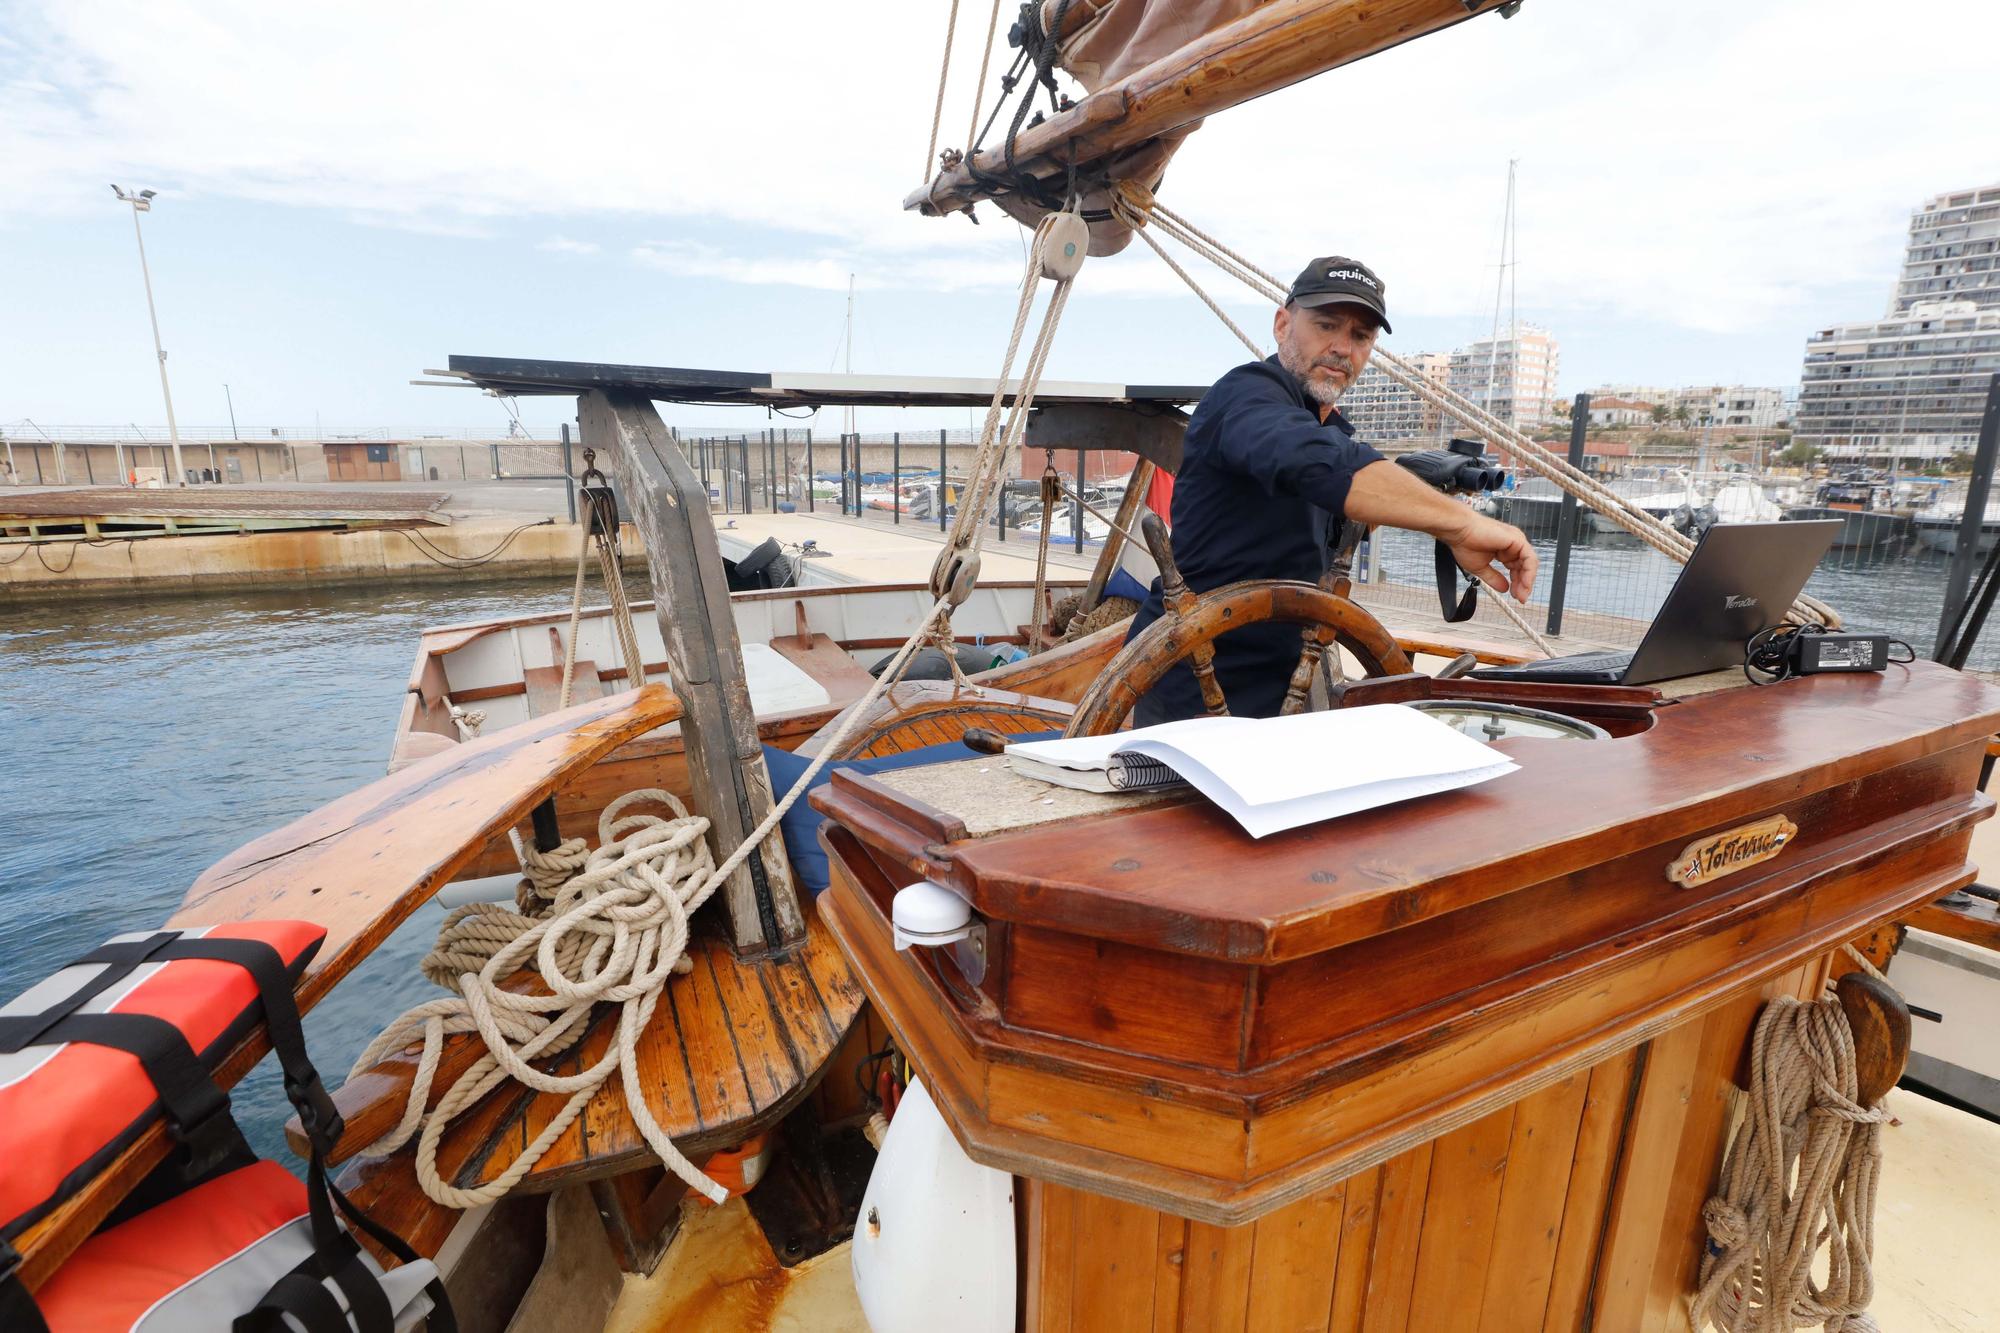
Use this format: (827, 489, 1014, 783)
(1483, 159, 1519, 430)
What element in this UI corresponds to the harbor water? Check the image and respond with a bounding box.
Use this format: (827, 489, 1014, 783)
(1, 532, 1990, 1163)
(0, 574, 649, 1160)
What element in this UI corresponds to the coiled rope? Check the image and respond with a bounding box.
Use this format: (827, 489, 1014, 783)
(359, 579, 952, 1207)
(1107, 182, 1839, 632)
(1690, 995, 1890, 1333)
(362, 209, 1085, 1209)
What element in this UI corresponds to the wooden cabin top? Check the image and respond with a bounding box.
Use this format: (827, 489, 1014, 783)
(440, 357, 1207, 411)
(816, 662, 2000, 965)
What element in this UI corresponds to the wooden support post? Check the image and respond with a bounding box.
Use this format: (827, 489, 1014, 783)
(1083, 459, 1154, 614)
(583, 389, 804, 955)
(806, 429, 815, 512)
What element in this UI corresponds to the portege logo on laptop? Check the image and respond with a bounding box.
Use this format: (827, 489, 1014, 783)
(1724, 594, 1758, 610)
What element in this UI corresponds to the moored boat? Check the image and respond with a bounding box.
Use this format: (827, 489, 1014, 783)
(1913, 492, 2000, 556)
(1785, 475, 1912, 548)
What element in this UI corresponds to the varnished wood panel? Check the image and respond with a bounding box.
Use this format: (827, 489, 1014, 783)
(1003, 926, 1251, 1070)
(1474, 1070, 1592, 1332)
(1542, 1048, 1641, 1332)
(1328, 1166, 1381, 1330)
(1013, 974, 1862, 1333)
(1359, 1141, 1432, 1333)
(1071, 1190, 1166, 1332)
(1405, 1105, 1514, 1331)
(1244, 1183, 1346, 1332)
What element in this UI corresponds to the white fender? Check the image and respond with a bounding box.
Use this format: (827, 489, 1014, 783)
(851, 1079, 1015, 1333)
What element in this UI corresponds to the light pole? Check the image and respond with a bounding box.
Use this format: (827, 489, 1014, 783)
(223, 384, 239, 440)
(111, 185, 187, 486)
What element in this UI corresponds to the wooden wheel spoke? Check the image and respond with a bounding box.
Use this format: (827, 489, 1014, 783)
(1064, 516, 1412, 737)
(1190, 641, 1230, 717)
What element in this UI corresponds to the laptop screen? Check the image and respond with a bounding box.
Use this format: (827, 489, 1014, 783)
(1621, 520, 1841, 685)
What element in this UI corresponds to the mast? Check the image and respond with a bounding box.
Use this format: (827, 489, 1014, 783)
(1483, 160, 1518, 429)
(844, 274, 856, 444)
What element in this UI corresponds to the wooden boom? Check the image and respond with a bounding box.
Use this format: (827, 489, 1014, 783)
(907, 0, 1504, 218)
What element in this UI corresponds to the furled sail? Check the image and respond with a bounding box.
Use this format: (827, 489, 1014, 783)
(909, 0, 1512, 253)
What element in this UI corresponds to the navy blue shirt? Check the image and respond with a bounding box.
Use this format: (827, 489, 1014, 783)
(1127, 357, 1385, 723)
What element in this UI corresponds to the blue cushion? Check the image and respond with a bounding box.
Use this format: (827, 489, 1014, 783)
(1104, 566, 1153, 604)
(764, 732, 1060, 895)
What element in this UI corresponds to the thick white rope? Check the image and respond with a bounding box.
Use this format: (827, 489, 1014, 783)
(964, 0, 1004, 159)
(925, 0, 962, 179)
(1691, 995, 1890, 1333)
(557, 521, 594, 710)
(560, 513, 647, 711)
(359, 590, 959, 1206)
(446, 704, 485, 740)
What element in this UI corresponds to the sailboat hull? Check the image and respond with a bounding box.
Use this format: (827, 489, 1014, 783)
(1784, 506, 1908, 548)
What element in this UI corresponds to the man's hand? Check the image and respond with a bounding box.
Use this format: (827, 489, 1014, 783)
(1439, 510, 1538, 603)
(1345, 458, 1538, 602)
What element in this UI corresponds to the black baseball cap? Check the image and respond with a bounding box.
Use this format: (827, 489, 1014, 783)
(1286, 256, 1391, 333)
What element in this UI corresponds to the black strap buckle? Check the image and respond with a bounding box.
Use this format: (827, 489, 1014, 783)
(286, 1071, 345, 1151)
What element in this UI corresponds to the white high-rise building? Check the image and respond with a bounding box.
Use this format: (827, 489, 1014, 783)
(1447, 325, 1560, 432)
(1889, 183, 2000, 315)
(1340, 352, 1450, 443)
(1797, 182, 2000, 461)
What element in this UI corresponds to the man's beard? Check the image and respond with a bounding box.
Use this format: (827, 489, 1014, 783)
(1277, 342, 1353, 407)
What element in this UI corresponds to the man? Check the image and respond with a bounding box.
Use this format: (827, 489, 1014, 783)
(1127, 255, 1537, 724)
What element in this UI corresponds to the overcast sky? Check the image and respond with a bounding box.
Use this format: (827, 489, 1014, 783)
(2, 0, 1995, 437)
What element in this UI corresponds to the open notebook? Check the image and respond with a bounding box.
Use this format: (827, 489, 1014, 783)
(1005, 705, 1518, 839)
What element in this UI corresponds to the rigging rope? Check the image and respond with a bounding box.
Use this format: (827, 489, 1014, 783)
(1690, 995, 1890, 1333)
(964, 0, 1005, 163)
(365, 211, 1088, 1209)
(925, 0, 963, 179)
(1111, 189, 1558, 657)
(1110, 183, 1838, 632)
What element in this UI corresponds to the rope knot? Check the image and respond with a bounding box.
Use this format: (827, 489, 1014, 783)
(1701, 1197, 1751, 1251)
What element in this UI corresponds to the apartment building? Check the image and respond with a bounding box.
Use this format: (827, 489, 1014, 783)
(1340, 352, 1451, 444)
(1890, 183, 2000, 315)
(1579, 384, 1788, 427)
(1796, 181, 2000, 462)
(1794, 300, 2000, 461)
(1448, 325, 1560, 431)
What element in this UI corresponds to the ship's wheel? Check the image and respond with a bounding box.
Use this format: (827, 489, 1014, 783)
(1064, 515, 1411, 737)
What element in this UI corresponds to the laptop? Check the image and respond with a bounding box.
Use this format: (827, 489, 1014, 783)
(1473, 520, 1841, 686)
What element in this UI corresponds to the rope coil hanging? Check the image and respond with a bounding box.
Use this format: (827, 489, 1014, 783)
(1691, 994, 1891, 1333)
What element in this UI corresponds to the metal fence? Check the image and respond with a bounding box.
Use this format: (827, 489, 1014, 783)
(1361, 376, 2000, 671)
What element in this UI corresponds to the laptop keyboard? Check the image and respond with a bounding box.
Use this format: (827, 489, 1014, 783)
(1487, 650, 1635, 676)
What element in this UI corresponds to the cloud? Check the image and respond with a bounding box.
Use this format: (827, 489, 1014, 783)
(537, 236, 599, 256)
(1, 0, 1992, 339)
